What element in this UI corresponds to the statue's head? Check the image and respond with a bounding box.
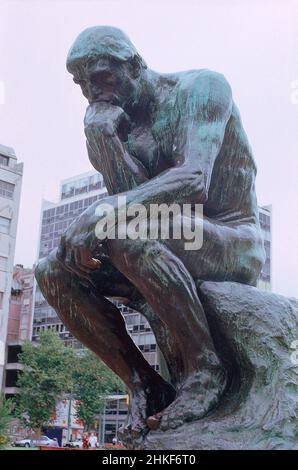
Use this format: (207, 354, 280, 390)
(66, 26, 147, 107)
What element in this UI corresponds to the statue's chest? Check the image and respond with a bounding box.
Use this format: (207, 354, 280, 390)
(127, 124, 171, 177)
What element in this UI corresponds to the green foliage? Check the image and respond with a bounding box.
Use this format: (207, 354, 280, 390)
(72, 350, 125, 429)
(16, 330, 75, 431)
(15, 330, 126, 432)
(0, 394, 13, 448)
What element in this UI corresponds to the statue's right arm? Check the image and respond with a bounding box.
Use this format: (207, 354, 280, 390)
(85, 104, 149, 194)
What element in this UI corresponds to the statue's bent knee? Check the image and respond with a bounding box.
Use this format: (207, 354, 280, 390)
(237, 245, 265, 286)
(35, 249, 65, 298)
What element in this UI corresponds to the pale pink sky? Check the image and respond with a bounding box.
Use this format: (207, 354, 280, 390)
(0, 0, 297, 297)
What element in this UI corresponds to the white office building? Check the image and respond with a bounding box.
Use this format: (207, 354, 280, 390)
(0, 144, 23, 389)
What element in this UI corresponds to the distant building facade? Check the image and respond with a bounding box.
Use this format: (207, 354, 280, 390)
(7, 265, 34, 342)
(0, 144, 23, 389)
(4, 265, 34, 398)
(33, 171, 108, 347)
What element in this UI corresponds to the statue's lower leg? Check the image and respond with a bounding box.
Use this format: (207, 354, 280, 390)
(128, 299, 185, 389)
(109, 239, 227, 430)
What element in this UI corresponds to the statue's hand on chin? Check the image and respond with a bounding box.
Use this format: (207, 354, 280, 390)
(84, 101, 131, 141)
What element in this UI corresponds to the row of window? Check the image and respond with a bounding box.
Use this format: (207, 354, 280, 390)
(61, 174, 105, 200)
(259, 212, 271, 229)
(0, 215, 10, 234)
(120, 306, 139, 315)
(0, 255, 7, 271)
(34, 304, 58, 321)
(130, 324, 151, 333)
(42, 193, 107, 223)
(39, 194, 110, 258)
(138, 344, 156, 352)
(41, 219, 71, 236)
(33, 323, 70, 335)
(0, 154, 9, 166)
(124, 313, 147, 326)
(133, 332, 155, 346)
(263, 240, 271, 258)
(105, 410, 128, 416)
(34, 309, 55, 321)
(0, 180, 14, 199)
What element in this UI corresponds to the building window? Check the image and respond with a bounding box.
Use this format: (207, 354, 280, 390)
(0, 256, 7, 271)
(61, 183, 75, 199)
(0, 155, 9, 166)
(88, 174, 102, 191)
(0, 216, 10, 234)
(0, 180, 15, 199)
(0, 292, 3, 309)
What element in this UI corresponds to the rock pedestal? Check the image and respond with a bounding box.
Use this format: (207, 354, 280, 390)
(142, 282, 298, 450)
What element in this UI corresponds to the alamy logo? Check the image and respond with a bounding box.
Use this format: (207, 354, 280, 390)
(94, 196, 204, 251)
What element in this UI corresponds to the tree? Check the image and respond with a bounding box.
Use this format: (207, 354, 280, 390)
(0, 394, 13, 448)
(15, 330, 75, 436)
(16, 329, 126, 434)
(72, 350, 125, 430)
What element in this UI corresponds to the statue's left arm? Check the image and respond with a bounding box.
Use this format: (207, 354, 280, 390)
(125, 71, 232, 208)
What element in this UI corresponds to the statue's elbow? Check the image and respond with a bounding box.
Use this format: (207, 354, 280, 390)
(190, 173, 208, 203)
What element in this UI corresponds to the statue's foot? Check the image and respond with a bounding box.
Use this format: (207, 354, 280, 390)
(119, 379, 176, 447)
(158, 367, 227, 431)
(118, 391, 148, 449)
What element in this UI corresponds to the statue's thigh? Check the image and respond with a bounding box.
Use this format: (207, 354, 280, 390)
(40, 247, 136, 300)
(162, 217, 263, 285)
(108, 215, 263, 286)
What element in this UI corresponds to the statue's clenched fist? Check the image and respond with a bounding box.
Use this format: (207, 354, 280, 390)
(84, 102, 131, 140)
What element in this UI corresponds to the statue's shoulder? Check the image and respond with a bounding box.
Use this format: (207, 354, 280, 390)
(176, 68, 230, 91)
(174, 69, 232, 109)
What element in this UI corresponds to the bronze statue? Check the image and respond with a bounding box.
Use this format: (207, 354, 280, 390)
(35, 26, 266, 442)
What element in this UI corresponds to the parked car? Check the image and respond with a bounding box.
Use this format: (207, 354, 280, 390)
(13, 435, 56, 448)
(13, 437, 32, 448)
(64, 438, 83, 448)
(31, 435, 56, 447)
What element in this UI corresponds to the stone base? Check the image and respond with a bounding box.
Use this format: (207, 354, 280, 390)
(141, 282, 298, 450)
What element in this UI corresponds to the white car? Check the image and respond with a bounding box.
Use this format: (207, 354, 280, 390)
(13, 437, 32, 448)
(13, 435, 56, 448)
(64, 438, 83, 448)
(31, 435, 57, 447)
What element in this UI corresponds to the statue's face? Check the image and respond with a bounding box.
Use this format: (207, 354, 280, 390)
(71, 57, 138, 108)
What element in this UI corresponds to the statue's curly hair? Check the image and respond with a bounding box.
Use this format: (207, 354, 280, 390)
(66, 25, 147, 74)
